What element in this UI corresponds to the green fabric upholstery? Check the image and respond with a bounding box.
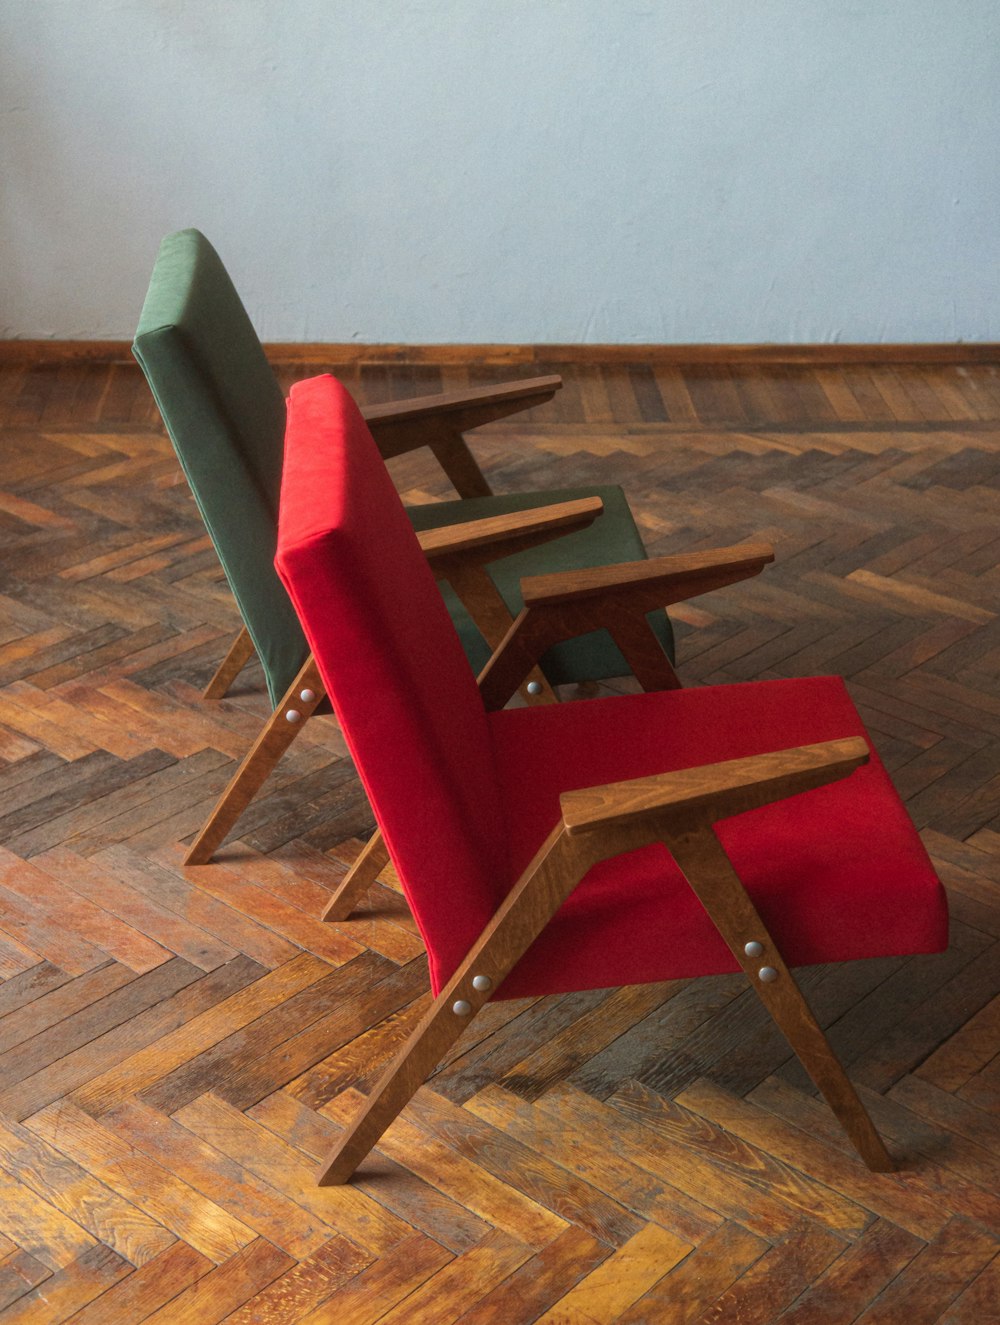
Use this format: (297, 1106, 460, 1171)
(133, 229, 675, 707)
(133, 230, 308, 708)
(408, 488, 673, 682)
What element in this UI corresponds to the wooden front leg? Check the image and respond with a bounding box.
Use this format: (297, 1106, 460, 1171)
(317, 826, 593, 1184)
(322, 832, 392, 921)
(203, 626, 255, 699)
(184, 656, 325, 865)
(664, 824, 893, 1172)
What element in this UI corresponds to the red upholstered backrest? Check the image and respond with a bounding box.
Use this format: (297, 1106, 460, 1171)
(275, 375, 509, 990)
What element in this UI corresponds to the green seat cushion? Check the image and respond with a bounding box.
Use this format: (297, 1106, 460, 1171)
(407, 487, 675, 684)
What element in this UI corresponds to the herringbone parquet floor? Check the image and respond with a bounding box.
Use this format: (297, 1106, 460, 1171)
(0, 355, 998, 1322)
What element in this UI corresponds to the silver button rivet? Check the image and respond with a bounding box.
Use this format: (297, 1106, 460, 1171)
(744, 941, 763, 959)
(526, 681, 543, 695)
(299, 688, 316, 703)
(758, 966, 779, 983)
(285, 710, 301, 723)
(472, 974, 492, 992)
(452, 999, 472, 1016)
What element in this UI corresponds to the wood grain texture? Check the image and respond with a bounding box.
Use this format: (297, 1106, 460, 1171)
(0, 354, 997, 1320)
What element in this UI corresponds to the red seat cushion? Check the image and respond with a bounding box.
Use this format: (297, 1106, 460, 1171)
(488, 676, 947, 1000)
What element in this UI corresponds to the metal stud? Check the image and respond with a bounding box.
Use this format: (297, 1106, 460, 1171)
(758, 966, 779, 983)
(452, 999, 472, 1016)
(472, 974, 492, 992)
(299, 688, 316, 703)
(526, 681, 543, 696)
(744, 940, 763, 959)
(285, 709, 301, 723)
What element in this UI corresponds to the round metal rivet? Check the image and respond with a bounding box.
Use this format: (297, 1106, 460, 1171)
(299, 688, 316, 703)
(452, 999, 472, 1016)
(526, 681, 543, 696)
(744, 940, 764, 959)
(285, 709, 301, 723)
(472, 974, 492, 992)
(758, 966, 779, 983)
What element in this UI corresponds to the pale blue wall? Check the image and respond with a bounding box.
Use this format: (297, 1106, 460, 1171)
(2, 0, 997, 342)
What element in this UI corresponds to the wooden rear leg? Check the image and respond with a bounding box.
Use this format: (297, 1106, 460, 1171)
(203, 626, 256, 699)
(322, 832, 391, 921)
(184, 656, 325, 865)
(666, 826, 894, 1172)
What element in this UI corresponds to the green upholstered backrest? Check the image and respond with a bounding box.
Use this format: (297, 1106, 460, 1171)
(133, 229, 308, 707)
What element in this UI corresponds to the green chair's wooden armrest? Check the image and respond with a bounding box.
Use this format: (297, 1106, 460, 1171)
(363, 375, 563, 499)
(361, 375, 562, 430)
(520, 543, 775, 613)
(560, 738, 870, 838)
(417, 496, 603, 564)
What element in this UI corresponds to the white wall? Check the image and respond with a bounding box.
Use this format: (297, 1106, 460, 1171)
(2, 0, 997, 343)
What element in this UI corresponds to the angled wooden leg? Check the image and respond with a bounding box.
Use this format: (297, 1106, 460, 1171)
(203, 627, 256, 699)
(665, 825, 894, 1172)
(322, 832, 391, 921)
(184, 656, 325, 865)
(317, 826, 593, 1184)
(427, 428, 493, 498)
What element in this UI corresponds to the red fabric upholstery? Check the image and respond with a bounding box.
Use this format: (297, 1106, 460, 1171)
(276, 376, 510, 993)
(276, 375, 948, 1002)
(489, 678, 947, 999)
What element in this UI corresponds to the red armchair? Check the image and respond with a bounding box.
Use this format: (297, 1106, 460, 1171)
(275, 375, 948, 1187)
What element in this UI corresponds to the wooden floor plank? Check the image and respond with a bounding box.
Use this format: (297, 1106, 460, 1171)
(1, 355, 999, 1322)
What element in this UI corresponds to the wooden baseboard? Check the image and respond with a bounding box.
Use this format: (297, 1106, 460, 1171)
(2, 339, 999, 366)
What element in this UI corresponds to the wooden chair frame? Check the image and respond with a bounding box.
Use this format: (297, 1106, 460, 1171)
(293, 531, 896, 1184)
(317, 672, 892, 1185)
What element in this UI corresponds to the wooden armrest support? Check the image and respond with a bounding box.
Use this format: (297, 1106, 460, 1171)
(560, 738, 870, 837)
(361, 375, 562, 428)
(417, 497, 603, 562)
(520, 543, 775, 612)
(476, 541, 774, 709)
(363, 375, 563, 497)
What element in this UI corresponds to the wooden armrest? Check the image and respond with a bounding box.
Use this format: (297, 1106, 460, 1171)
(520, 543, 775, 611)
(362, 375, 562, 427)
(477, 541, 773, 709)
(362, 375, 563, 498)
(417, 497, 603, 562)
(561, 738, 870, 836)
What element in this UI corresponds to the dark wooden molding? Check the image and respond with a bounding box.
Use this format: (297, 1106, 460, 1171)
(3, 339, 999, 366)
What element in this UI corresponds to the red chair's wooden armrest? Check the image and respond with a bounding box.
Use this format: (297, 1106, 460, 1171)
(417, 497, 603, 562)
(560, 738, 870, 837)
(475, 541, 774, 707)
(520, 543, 775, 611)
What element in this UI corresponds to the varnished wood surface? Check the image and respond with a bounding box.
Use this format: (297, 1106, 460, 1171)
(0, 356, 998, 1320)
(4, 339, 1000, 364)
(560, 738, 870, 836)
